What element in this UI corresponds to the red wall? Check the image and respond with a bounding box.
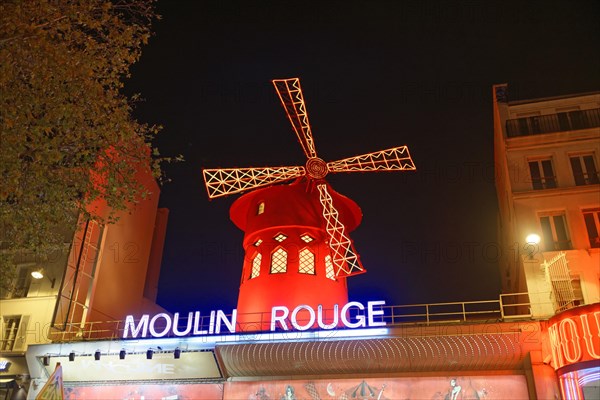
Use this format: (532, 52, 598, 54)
(230, 180, 361, 330)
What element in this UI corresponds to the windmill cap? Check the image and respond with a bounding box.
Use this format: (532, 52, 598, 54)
(229, 180, 363, 233)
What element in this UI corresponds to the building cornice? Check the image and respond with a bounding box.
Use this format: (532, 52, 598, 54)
(508, 92, 600, 106)
(512, 184, 600, 200)
(505, 128, 600, 150)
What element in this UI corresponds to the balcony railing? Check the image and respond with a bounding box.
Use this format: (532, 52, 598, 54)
(46, 293, 535, 342)
(506, 108, 600, 137)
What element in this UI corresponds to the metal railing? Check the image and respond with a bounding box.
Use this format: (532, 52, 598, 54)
(375, 293, 532, 325)
(381, 300, 500, 325)
(46, 293, 536, 342)
(506, 108, 600, 137)
(499, 292, 532, 319)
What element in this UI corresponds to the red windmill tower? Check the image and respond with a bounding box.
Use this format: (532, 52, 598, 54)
(202, 78, 415, 331)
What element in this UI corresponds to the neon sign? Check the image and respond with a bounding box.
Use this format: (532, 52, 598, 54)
(124, 300, 386, 339)
(547, 304, 600, 370)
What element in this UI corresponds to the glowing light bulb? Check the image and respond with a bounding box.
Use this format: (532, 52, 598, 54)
(526, 233, 541, 244)
(31, 270, 44, 279)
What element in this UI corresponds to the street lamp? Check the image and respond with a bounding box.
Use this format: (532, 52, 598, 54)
(526, 233, 541, 244)
(30, 268, 56, 288)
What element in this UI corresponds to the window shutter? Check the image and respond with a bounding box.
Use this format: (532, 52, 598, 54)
(13, 315, 30, 351)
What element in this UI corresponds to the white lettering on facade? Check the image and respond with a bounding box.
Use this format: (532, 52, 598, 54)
(79, 359, 176, 376)
(124, 300, 387, 338)
(124, 314, 149, 338)
(215, 309, 237, 334)
(149, 313, 172, 338)
(208, 311, 215, 334)
(291, 305, 316, 331)
(367, 300, 386, 327)
(271, 306, 289, 331)
(341, 301, 365, 328)
(193, 311, 208, 335)
(173, 312, 192, 337)
(317, 304, 338, 329)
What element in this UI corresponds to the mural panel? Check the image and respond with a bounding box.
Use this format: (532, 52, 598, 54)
(225, 375, 529, 400)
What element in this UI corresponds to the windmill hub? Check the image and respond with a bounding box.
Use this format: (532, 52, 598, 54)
(306, 157, 328, 179)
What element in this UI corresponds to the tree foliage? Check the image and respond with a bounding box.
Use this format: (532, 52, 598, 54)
(0, 0, 172, 286)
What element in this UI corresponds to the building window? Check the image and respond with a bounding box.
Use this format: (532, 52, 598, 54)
(540, 213, 571, 251)
(558, 111, 574, 131)
(1, 316, 21, 351)
(518, 115, 543, 134)
(1, 266, 32, 299)
(270, 248, 287, 274)
(325, 255, 335, 280)
(558, 110, 587, 131)
(300, 234, 314, 243)
(571, 275, 584, 306)
(528, 159, 557, 190)
(570, 154, 600, 186)
(583, 208, 600, 248)
(253, 239, 262, 247)
(257, 202, 265, 215)
(298, 249, 315, 274)
(250, 253, 262, 279)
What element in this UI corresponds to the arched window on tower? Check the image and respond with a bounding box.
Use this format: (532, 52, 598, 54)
(257, 202, 265, 215)
(325, 255, 335, 280)
(271, 248, 287, 273)
(250, 253, 262, 279)
(299, 248, 315, 274)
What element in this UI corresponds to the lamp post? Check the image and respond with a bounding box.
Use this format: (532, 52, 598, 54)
(30, 269, 56, 288)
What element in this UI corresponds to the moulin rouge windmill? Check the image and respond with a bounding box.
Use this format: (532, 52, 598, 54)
(202, 78, 415, 331)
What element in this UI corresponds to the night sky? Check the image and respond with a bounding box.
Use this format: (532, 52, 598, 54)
(125, 0, 600, 314)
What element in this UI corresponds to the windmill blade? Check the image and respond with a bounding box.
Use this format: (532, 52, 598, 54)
(203, 166, 305, 199)
(316, 183, 365, 277)
(272, 78, 318, 159)
(327, 146, 416, 173)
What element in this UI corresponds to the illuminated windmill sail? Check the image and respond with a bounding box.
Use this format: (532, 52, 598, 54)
(203, 77, 416, 278)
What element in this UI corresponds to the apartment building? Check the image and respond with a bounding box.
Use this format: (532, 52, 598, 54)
(493, 84, 600, 398)
(493, 84, 599, 310)
(0, 165, 169, 397)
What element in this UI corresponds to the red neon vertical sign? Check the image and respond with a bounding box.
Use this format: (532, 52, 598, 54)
(547, 304, 600, 370)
